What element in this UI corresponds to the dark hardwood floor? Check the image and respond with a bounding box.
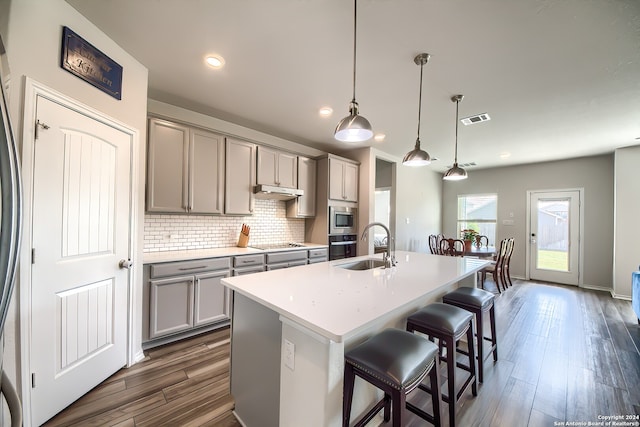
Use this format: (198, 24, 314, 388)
(44, 279, 639, 426)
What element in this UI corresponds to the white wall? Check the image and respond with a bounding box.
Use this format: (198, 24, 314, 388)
(613, 145, 640, 299)
(442, 154, 615, 290)
(1, 0, 148, 422)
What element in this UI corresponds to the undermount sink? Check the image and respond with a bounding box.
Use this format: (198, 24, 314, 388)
(336, 258, 386, 271)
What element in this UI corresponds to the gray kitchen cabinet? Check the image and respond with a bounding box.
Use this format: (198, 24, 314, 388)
(226, 138, 256, 215)
(286, 156, 317, 218)
(257, 146, 298, 188)
(147, 257, 231, 341)
(233, 253, 265, 276)
(329, 156, 359, 202)
(149, 274, 194, 338)
(147, 118, 224, 214)
(308, 247, 328, 263)
(265, 250, 308, 270)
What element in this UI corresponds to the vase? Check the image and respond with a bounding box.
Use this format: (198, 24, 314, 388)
(464, 239, 473, 252)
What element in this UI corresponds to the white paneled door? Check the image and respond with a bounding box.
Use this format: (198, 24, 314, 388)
(30, 95, 132, 425)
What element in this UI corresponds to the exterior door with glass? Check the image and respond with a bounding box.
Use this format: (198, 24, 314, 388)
(528, 190, 581, 285)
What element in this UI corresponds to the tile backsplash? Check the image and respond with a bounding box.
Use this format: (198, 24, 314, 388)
(144, 199, 306, 252)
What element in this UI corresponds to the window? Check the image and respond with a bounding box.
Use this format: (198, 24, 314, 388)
(457, 194, 497, 245)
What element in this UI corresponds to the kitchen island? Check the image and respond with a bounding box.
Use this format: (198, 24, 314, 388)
(222, 251, 490, 427)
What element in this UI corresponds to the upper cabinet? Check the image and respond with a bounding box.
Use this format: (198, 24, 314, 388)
(147, 118, 224, 214)
(286, 156, 317, 218)
(257, 146, 297, 188)
(225, 138, 256, 215)
(328, 156, 359, 202)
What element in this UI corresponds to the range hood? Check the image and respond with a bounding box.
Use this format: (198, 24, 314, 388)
(253, 184, 303, 201)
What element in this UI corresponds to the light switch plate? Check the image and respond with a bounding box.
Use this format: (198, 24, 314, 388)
(284, 339, 295, 370)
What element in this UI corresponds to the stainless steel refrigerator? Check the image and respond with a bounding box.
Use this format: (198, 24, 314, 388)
(0, 33, 23, 426)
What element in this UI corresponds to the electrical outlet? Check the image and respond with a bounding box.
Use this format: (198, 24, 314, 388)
(406, 217, 410, 224)
(284, 339, 295, 370)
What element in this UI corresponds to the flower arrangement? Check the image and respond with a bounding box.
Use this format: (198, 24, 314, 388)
(461, 229, 478, 241)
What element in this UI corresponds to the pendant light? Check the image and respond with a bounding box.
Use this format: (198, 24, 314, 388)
(334, 0, 373, 142)
(402, 53, 431, 167)
(443, 94, 468, 180)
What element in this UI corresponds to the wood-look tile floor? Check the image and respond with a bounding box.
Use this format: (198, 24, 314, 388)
(43, 327, 241, 427)
(44, 279, 640, 426)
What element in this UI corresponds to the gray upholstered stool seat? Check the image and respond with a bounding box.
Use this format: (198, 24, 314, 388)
(407, 302, 474, 336)
(343, 329, 442, 427)
(443, 286, 494, 311)
(443, 287, 498, 383)
(407, 303, 477, 427)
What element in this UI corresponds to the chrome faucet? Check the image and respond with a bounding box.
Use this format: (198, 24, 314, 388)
(361, 222, 397, 268)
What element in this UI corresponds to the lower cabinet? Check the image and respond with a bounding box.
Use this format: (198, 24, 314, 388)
(147, 257, 231, 340)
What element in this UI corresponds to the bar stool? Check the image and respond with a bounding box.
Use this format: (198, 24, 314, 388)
(406, 303, 477, 427)
(343, 328, 442, 427)
(443, 287, 498, 383)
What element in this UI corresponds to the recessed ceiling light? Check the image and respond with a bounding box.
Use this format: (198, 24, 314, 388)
(319, 107, 333, 117)
(374, 133, 385, 142)
(500, 152, 511, 159)
(205, 55, 225, 69)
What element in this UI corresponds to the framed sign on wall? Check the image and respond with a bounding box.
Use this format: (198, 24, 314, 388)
(60, 26, 123, 100)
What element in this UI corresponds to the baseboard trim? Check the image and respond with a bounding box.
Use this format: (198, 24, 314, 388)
(232, 410, 248, 427)
(580, 284, 612, 292)
(611, 292, 632, 301)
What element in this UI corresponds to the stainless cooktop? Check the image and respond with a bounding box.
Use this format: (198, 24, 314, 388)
(250, 243, 306, 250)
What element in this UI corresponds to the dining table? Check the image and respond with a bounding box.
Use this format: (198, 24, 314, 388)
(464, 245, 496, 258)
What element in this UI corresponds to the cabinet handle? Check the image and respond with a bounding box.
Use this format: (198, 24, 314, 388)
(179, 265, 208, 271)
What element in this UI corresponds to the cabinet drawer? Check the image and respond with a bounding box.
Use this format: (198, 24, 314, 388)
(266, 250, 307, 264)
(150, 257, 231, 278)
(233, 265, 266, 276)
(308, 256, 328, 264)
(266, 259, 308, 270)
(308, 248, 328, 259)
(234, 254, 265, 268)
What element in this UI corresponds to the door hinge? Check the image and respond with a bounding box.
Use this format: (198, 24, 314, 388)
(31, 373, 36, 388)
(31, 248, 35, 264)
(35, 119, 50, 140)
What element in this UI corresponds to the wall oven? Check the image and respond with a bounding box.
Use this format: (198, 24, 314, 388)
(328, 234, 358, 260)
(329, 206, 357, 235)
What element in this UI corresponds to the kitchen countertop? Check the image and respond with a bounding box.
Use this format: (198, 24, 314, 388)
(142, 242, 328, 264)
(222, 251, 490, 342)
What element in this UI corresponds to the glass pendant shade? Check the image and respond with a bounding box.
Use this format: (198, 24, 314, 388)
(402, 138, 431, 166)
(334, 101, 373, 142)
(443, 163, 467, 180)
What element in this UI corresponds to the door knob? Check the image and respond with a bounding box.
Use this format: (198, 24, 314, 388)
(119, 259, 133, 269)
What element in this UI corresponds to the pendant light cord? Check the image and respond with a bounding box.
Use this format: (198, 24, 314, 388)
(351, 0, 358, 103)
(417, 62, 424, 140)
(454, 98, 460, 163)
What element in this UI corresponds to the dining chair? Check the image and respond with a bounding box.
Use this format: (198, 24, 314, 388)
(501, 238, 515, 288)
(436, 234, 445, 255)
(440, 238, 465, 257)
(428, 234, 439, 255)
(474, 235, 489, 248)
(479, 238, 509, 292)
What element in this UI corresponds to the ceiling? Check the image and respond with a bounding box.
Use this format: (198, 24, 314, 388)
(67, 0, 640, 172)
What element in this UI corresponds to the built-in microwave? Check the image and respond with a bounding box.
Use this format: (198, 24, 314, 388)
(329, 206, 357, 235)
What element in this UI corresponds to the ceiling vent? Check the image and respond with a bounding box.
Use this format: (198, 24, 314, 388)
(446, 161, 476, 168)
(461, 113, 490, 126)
